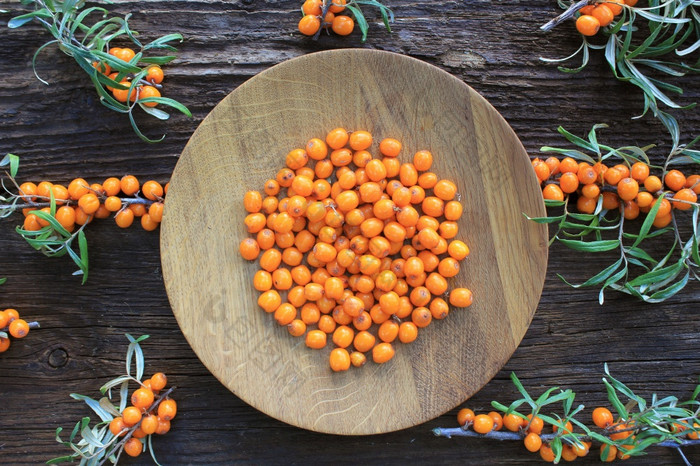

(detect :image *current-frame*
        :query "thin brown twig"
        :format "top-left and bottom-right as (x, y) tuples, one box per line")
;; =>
(540, 0), (591, 31)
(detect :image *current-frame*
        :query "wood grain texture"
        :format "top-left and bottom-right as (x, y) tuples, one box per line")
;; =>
(161, 49), (548, 435)
(0, 0), (698, 463)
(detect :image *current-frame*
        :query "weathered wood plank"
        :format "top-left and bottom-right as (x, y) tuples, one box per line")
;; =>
(0, 0), (698, 463)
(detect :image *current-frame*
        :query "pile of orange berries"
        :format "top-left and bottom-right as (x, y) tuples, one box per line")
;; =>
(0, 308), (33, 353)
(298, 0), (356, 37)
(18, 175), (168, 232)
(93, 46), (165, 106)
(575, 0), (637, 36)
(108, 372), (177, 458)
(534, 156), (699, 228)
(240, 127), (474, 371)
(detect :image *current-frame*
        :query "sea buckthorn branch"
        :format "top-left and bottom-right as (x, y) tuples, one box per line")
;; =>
(1, 154), (167, 283)
(8, 0), (191, 143)
(299, 0), (393, 41)
(526, 124), (699, 303)
(433, 366), (700, 463)
(540, 0), (699, 146)
(50, 334), (177, 465)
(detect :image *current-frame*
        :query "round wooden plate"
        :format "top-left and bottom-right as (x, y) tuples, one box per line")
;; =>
(161, 49), (548, 435)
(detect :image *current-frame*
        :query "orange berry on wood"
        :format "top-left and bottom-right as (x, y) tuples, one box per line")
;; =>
(329, 347), (351, 371)
(298, 14), (321, 36)
(8, 319), (30, 338)
(472, 414), (495, 434)
(457, 408), (475, 427)
(158, 398), (177, 421)
(591, 4), (614, 27)
(576, 14), (600, 36)
(331, 15), (354, 36)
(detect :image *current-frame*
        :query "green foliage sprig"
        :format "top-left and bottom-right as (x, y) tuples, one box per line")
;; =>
(433, 364), (700, 463)
(541, 0), (699, 147)
(50, 334), (174, 465)
(1, 154), (90, 282)
(8, 0), (191, 143)
(527, 125), (699, 303)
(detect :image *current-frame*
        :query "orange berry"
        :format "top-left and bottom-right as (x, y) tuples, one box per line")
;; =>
(329, 347), (351, 371)
(672, 188), (697, 210)
(372, 342), (395, 363)
(592, 407), (613, 429)
(540, 444), (555, 462)
(329, 0), (346, 13)
(131, 387), (155, 410)
(123, 437), (142, 457)
(298, 14), (321, 36)
(8, 318), (30, 338)
(457, 408), (475, 427)
(472, 414), (494, 434)
(120, 175), (140, 196)
(665, 169), (686, 191)
(150, 372), (167, 391)
(559, 172), (579, 194)
(604, 0), (624, 15)
(576, 14), (600, 36)
(331, 15), (354, 36)
(109, 417), (127, 437)
(122, 406), (142, 426)
(503, 413), (526, 432)
(617, 177), (639, 201)
(524, 432), (542, 452)
(158, 398), (177, 421)
(591, 4), (614, 27)
(379, 138), (402, 157)
(146, 65), (164, 84)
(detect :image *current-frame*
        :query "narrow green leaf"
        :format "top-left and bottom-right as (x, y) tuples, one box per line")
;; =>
(70, 394), (113, 423)
(603, 379), (629, 420)
(556, 237), (620, 252)
(8, 9), (52, 28)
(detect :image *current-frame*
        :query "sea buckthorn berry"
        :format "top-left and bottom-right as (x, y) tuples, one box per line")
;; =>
(473, 414), (494, 434)
(685, 174), (700, 194)
(664, 169), (686, 191)
(524, 432), (542, 452)
(51, 184), (69, 205)
(602, 191), (620, 210)
(122, 406), (142, 426)
(605, 0), (624, 14)
(526, 414), (544, 434)
(148, 202), (164, 223)
(76, 193), (100, 215)
(350, 351), (366, 367)
(67, 178), (89, 200)
(503, 413), (526, 432)
(542, 185), (564, 203)
(434, 180), (457, 201)
(239, 238), (260, 261)
(398, 321), (418, 343)
(258, 290), (282, 313)
(592, 407), (613, 428)
(22, 214), (42, 232)
(457, 408), (475, 427)
(158, 398), (178, 421)
(581, 183), (600, 199)
(115, 208), (135, 228)
(329, 0), (346, 13)
(604, 167), (623, 186)
(329, 347), (351, 371)
(559, 172), (579, 194)
(101, 177), (120, 196)
(331, 14), (354, 35)
(0, 337), (9, 352)
(288, 319), (307, 337)
(577, 165), (597, 185)
(129, 203), (146, 218)
(413, 150), (433, 171)
(54, 206), (76, 231)
(150, 372), (167, 391)
(539, 444), (555, 462)
(8, 319), (29, 338)
(576, 14), (600, 36)
(617, 177), (639, 201)
(579, 5), (595, 15)
(326, 127), (349, 150)
(299, 14), (321, 36)
(105, 198), (124, 217)
(379, 138), (401, 157)
(577, 195), (597, 214)
(131, 387), (155, 410)
(372, 342), (395, 363)
(592, 4), (614, 27)
(629, 161), (649, 181)
(109, 417), (127, 437)
(306, 329), (327, 349)
(672, 188), (697, 210)
(124, 437), (142, 457)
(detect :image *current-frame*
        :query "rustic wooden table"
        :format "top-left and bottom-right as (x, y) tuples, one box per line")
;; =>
(0, 1), (698, 464)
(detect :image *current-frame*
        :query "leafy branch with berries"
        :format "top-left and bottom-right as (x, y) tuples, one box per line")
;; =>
(298, 0), (393, 41)
(1, 154), (166, 283)
(541, 0), (698, 144)
(527, 124), (699, 303)
(8, 0), (191, 143)
(434, 364), (700, 464)
(49, 334), (177, 464)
